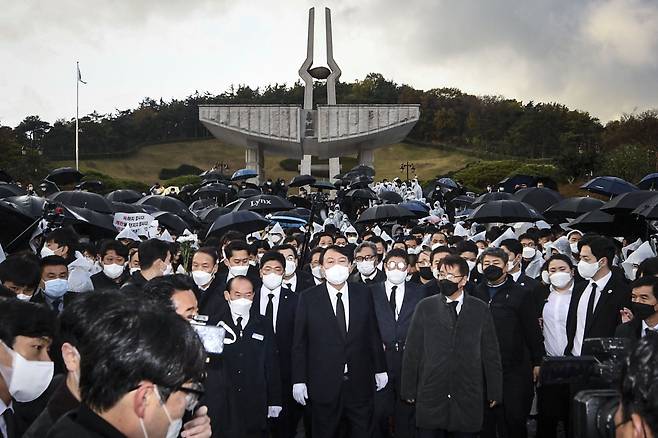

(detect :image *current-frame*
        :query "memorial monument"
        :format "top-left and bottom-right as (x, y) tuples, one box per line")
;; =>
(199, 7), (420, 183)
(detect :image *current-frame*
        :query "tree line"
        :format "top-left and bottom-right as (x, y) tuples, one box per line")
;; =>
(1, 72), (657, 183)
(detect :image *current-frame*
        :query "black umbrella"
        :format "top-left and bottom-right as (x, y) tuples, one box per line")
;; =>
(288, 195), (313, 209)
(50, 190), (114, 213)
(194, 183), (234, 199)
(190, 198), (218, 215)
(0, 183), (27, 199)
(356, 205), (415, 224)
(543, 197), (605, 221)
(437, 177), (459, 190)
(0, 170), (13, 183)
(3, 195), (46, 218)
(0, 199), (37, 247)
(512, 187), (563, 212)
(231, 168), (258, 181)
(106, 189), (143, 204)
(349, 165), (375, 177)
(65, 206), (117, 234)
(632, 196), (658, 219)
(472, 192), (514, 207)
(237, 195), (294, 214)
(568, 208), (646, 239)
(311, 181), (336, 191)
(75, 180), (103, 192)
(137, 195), (189, 217)
(112, 202), (148, 214)
(600, 191), (658, 215)
(152, 211), (190, 235)
(345, 188), (379, 201)
(290, 175), (316, 187)
(498, 174), (536, 193)
(237, 188), (262, 198)
(638, 173), (658, 190)
(206, 211), (269, 238)
(581, 176), (638, 197)
(199, 169), (230, 182)
(467, 200), (544, 223)
(46, 167), (84, 186)
(400, 201), (430, 218)
(452, 195), (476, 206)
(198, 206), (232, 224)
(348, 175), (374, 187)
(379, 191), (404, 204)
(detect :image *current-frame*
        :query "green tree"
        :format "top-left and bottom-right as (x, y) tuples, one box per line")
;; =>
(600, 144), (656, 183)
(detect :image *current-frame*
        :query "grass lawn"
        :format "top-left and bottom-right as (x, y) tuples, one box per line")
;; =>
(53, 139), (477, 184)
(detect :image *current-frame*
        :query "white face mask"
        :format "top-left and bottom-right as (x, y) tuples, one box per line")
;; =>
(466, 260), (476, 272)
(577, 259), (601, 280)
(191, 270), (213, 287)
(228, 297), (252, 316)
(347, 236), (358, 244)
(16, 293), (32, 301)
(162, 263), (173, 276)
(386, 269), (407, 285)
(431, 243), (443, 251)
(311, 266), (324, 279)
(40, 245), (56, 258)
(248, 260), (257, 266)
(549, 271), (573, 289)
(285, 260), (297, 276)
(262, 273), (283, 290)
(139, 385), (183, 438)
(570, 242), (579, 254)
(130, 267), (141, 275)
(541, 270), (550, 284)
(229, 265), (249, 277)
(324, 265), (350, 285)
(103, 263), (124, 280)
(522, 247), (536, 259)
(507, 258), (518, 271)
(356, 260), (376, 276)
(0, 342), (54, 402)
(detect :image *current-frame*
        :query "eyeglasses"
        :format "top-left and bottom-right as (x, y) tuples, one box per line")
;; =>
(386, 261), (408, 271)
(354, 255), (376, 263)
(437, 273), (464, 281)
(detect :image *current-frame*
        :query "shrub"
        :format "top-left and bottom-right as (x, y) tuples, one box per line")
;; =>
(453, 160), (520, 192)
(82, 171), (149, 194)
(158, 164), (203, 180)
(161, 175), (202, 187)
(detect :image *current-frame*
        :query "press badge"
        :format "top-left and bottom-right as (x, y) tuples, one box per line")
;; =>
(194, 314), (209, 323)
(252, 333), (265, 341)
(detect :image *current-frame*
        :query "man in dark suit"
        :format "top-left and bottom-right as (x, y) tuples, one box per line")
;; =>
(292, 245), (387, 438)
(472, 247), (545, 438)
(255, 251), (300, 438)
(90, 240), (130, 291)
(30, 256), (76, 315)
(121, 239), (172, 290)
(565, 236), (632, 356)
(218, 275), (282, 438)
(274, 244), (315, 294)
(369, 248), (425, 438)
(500, 239), (540, 292)
(402, 255), (503, 437)
(349, 241), (386, 284)
(615, 275), (658, 341)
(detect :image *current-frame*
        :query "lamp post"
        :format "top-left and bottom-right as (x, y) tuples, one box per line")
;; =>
(400, 161), (415, 183)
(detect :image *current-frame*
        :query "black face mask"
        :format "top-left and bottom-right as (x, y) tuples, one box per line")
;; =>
(631, 302), (657, 321)
(483, 265), (504, 282)
(419, 267), (433, 280)
(439, 279), (460, 296)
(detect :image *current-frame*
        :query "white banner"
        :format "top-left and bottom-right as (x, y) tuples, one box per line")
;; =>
(113, 212), (154, 235)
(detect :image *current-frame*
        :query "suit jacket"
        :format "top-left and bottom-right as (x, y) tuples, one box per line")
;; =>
(348, 268), (386, 285)
(90, 270), (128, 291)
(369, 281), (425, 389)
(254, 286), (298, 390)
(614, 319), (642, 341)
(292, 282), (386, 403)
(472, 277), (545, 368)
(290, 270), (315, 294)
(564, 272), (631, 355)
(401, 294), (503, 432)
(515, 272), (540, 292)
(195, 274), (230, 326)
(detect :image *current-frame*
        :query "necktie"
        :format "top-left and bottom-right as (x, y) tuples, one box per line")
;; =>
(2, 409), (15, 438)
(448, 301), (459, 320)
(584, 283), (598, 334)
(236, 316), (243, 338)
(52, 299), (62, 316)
(265, 293), (274, 325)
(336, 292), (347, 339)
(389, 286), (397, 316)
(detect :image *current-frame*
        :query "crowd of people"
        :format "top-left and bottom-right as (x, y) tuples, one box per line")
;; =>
(1, 173), (658, 438)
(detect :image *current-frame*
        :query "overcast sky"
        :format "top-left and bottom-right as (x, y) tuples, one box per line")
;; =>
(2, 0), (657, 127)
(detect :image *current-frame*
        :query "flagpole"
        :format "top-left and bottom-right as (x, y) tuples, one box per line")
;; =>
(75, 61), (79, 171)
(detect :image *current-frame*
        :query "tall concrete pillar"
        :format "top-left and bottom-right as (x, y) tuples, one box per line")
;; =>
(357, 148), (375, 169)
(245, 143), (263, 184)
(329, 157), (341, 182)
(300, 154), (312, 176)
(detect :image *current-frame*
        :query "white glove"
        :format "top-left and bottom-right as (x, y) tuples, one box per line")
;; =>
(375, 372), (388, 391)
(267, 406), (283, 418)
(292, 383), (308, 406)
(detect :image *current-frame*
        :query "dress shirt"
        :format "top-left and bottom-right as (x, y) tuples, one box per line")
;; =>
(327, 282), (349, 330)
(259, 285), (281, 332)
(360, 270), (378, 283)
(313, 277), (324, 286)
(641, 320), (658, 337)
(0, 398), (12, 438)
(445, 289), (465, 315)
(543, 285), (573, 356)
(231, 310), (250, 332)
(572, 270), (612, 356)
(510, 269), (522, 282)
(283, 274), (297, 292)
(384, 280), (405, 319)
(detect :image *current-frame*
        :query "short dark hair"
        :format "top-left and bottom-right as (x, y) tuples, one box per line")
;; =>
(480, 247), (509, 264)
(403, 236), (419, 245)
(639, 257), (658, 278)
(99, 240), (129, 260)
(544, 254), (575, 271)
(0, 299), (56, 347)
(456, 240), (478, 256)
(44, 227), (79, 254)
(500, 239), (522, 257)
(194, 247), (219, 264)
(224, 240), (250, 259)
(384, 248), (408, 264)
(582, 236), (616, 268)
(309, 246), (325, 261)
(430, 246), (454, 264)
(78, 295), (206, 411)
(518, 233), (538, 244)
(439, 255), (469, 277)
(630, 276), (658, 299)
(143, 274), (196, 308)
(220, 231), (246, 247)
(0, 254), (41, 289)
(619, 335), (658, 434)
(273, 243), (298, 258)
(319, 245), (351, 264)
(259, 251), (285, 269)
(225, 275), (254, 293)
(250, 240), (271, 254)
(40, 255), (68, 271)
(138, 239), (171, 270)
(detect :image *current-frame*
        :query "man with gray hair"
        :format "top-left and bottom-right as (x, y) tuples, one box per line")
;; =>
(349, 241), (386, 284)
(472, 246), (544, 438)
